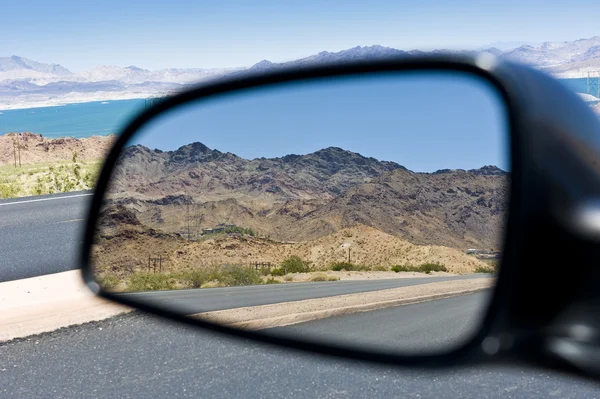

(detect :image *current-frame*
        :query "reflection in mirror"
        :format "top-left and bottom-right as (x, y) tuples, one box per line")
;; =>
(92, 71), (509, 355)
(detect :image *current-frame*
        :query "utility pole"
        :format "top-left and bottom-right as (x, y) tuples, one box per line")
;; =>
(17, 134), (21, 167)
(12, 138), (16, 168)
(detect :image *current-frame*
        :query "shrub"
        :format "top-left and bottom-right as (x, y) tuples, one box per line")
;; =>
(309, 273), (340, 282)
(330, 262), (355, 271)
(474, 265), (496, 274)
(127, 272), (176, 291)
(218, 264), (263, 286)
(280, 255), (310, 273)
(200, 280), (225, 289)
(265, 277), (281, 284)
(391, 265), (415, 273)
(0, 180), (21, 199)
(391, 263), (448, 274)
(283, 274), (294, 282)
(419, 262), (448, 273)
(270, 267), (286, 276)
(330, 262), (370, 271)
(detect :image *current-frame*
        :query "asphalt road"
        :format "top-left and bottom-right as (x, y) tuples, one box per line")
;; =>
(270, 292), (491, 355)
(1, 311), (599, 398)
(117, 274), (489, 314)
(0, 191), (91, 282)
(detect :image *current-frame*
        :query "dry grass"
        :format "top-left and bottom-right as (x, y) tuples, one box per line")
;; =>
(0, 160), (102, 198)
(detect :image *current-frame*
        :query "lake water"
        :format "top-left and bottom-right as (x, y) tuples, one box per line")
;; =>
(0, 79), (591, 138)
(0, 99), (147, 138)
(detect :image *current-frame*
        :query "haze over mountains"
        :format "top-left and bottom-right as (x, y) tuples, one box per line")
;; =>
(2, 36), (600, 110)
(106, 142), (508, 251)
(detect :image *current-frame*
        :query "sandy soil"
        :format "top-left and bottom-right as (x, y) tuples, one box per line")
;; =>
(193, 277), (494, 330)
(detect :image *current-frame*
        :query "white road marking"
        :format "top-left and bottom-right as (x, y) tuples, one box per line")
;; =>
(0, 193), (93, 207)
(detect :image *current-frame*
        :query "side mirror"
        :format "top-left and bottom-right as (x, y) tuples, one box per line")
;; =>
(80, 55), (600, 379)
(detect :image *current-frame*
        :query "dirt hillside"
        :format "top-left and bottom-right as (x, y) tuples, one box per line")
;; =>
(0, 133), (116, 166)
(93, 218), (489, 276)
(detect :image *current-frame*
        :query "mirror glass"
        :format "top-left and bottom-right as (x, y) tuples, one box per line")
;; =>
(92, 71), (509, 355)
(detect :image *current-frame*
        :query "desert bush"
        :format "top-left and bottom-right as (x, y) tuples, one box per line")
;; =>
(0, 180), (21, 199)
(419, 262), (448, 273)
(284, 274), (294, 282)
(265, 277), (281, 284)
(280, 255), (310, 273)
(200, 280), (226, 289)
(391, 263), (448, 274)
(474, 265), (496, 274)
(270, 267), (286, 276)
(309, 273), (340, 282)
(127, 272), (176, 291)
(329, 262), (370, 272)
(218, 264), (263, 286)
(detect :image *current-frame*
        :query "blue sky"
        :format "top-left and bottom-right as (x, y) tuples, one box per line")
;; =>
(132, 72), (509, 172)
(2, 0), (599, 71)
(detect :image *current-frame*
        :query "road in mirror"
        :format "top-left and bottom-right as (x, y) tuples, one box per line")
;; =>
(92, 71), (509, 355)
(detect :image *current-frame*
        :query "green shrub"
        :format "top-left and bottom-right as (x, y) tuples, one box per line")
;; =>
(474, 265), (496, 274)
(127, 273), (176, 291)
(270, 267), (286, 276)
(280, 255), (310, 273)
(391, 265), (414, 273)
(0, 180), (21, 199)
(330, 262), (370, 271)
(218, 264), (263, 286)
(391, 263), (448, 274)
(265, 277), (281, 284)
(419, 262), (448, 273)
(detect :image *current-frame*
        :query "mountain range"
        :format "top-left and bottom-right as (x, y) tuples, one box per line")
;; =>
(2, 36), (600, 110)
(105, 142), (508, 251)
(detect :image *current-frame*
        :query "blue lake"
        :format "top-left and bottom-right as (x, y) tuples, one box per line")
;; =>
(0, 99), (147, 138)
(0, 79), (591, 139)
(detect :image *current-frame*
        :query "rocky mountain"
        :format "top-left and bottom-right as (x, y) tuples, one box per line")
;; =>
(105, 142), (508, 250)
(278, 167), (507, 249)
(110, 142), (405, 201)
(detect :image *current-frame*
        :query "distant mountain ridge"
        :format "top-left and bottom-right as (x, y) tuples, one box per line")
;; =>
(2, 36), (600, 109)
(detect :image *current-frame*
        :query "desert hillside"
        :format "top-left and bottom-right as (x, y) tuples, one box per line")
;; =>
(0, 132), (116, 167)
(93, 207), (489, 276)
(104, 142), (508, 250)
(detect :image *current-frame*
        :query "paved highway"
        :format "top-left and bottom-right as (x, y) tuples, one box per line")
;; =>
(1, 309), (598, 398)
(271, 292), (490, 355)
(118, 274), (489, 314)
(0, 191), (91, 282)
